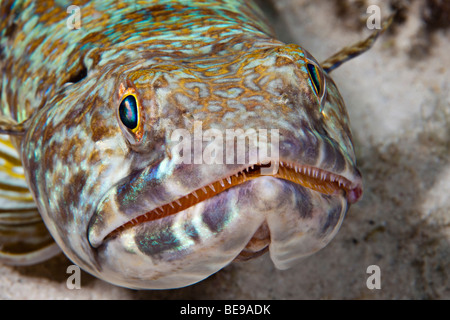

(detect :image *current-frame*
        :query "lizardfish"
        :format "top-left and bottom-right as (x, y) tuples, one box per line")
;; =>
(0, 0), (390, 289)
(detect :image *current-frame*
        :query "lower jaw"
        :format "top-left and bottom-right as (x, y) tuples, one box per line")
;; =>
(95, 177), (348, 290)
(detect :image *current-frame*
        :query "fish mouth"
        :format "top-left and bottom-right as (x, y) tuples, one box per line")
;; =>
(103, 160), (362, 242)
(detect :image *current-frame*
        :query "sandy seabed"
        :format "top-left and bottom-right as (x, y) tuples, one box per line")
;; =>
(1, 0), (449, 299)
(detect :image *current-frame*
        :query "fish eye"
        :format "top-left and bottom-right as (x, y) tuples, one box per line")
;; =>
(119, 94), (139, 131)
(307, 63), (322, 97)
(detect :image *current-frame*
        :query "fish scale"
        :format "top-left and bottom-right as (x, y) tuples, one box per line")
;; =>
(0, 0), (390, 289)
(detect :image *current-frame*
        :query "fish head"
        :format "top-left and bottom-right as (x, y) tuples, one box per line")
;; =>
(22, 43), (362, 289)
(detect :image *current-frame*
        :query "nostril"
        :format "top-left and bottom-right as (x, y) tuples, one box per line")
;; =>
(64, 62), (88, 85)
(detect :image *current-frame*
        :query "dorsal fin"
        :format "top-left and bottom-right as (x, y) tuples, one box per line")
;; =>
(321, 13), (395, 73)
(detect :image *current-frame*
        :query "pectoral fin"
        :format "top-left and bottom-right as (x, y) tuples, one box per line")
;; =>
(0, 134), (59, 265)
(0, 116), (29, 136)
(0, 207), (60, 265)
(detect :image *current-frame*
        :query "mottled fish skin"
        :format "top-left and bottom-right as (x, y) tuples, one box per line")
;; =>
(0, 0), (363, 289)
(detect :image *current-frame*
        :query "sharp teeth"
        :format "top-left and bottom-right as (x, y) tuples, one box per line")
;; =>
(192, 191), (199, 199)
(168, 202), (175, 209)
(251, 165), (254, 170)
(242, 171), (247, 179)
(175, 199), (182, 207)
(280, 161), (284, 167)
(202, 186), (208, 194)
(246, 167), (250, 172)
(209, 184), (216, 192)
(158, 207), (165, 214)
(226, 177), (232, 184)
(219, 180), (225, 187)
(295, 166), (298, 173)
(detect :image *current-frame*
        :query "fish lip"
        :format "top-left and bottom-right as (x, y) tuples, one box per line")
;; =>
(88, 158), (362, 248)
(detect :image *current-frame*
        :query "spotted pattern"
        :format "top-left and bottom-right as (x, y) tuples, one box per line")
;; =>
(0, 0), (365, 288)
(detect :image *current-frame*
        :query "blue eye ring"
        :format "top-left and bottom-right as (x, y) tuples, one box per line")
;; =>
(119, 94), (139, 131)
